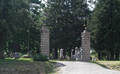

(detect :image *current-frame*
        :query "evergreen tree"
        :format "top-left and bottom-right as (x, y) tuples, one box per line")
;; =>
(0, 0), (34, 59)
(44, 0), (90, 58)
(88, 0), (120, 60)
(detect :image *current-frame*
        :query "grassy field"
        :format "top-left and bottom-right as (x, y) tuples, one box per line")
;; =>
(0, 58), (57, 74)
(91, 61), (120, 71)
(1, 58), (120, 74)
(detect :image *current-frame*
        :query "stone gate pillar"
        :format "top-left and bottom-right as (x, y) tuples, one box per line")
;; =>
(41, 24), (50, 59)
(81, 27), (90, 62)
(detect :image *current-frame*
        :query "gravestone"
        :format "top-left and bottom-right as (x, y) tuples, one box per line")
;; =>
(13, 52), (20, 59)
(81, 27), (90, 62)
(23, 51), (32, 58)
(76, 51), (81, 61)
(75, 47), (78, 59)
(59, 49), (64, 60)
(23, 55), (30, 58)
(41, 24), (50, 59)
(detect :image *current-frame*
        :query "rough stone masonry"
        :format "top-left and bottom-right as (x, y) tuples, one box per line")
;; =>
(41, 24), (50, 59)
(81, 27), (90, 62)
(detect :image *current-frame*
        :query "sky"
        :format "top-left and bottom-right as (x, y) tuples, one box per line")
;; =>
(87, 0), (96, 10)
(41, 0), (96, 10)
(41, 0), (47, 4)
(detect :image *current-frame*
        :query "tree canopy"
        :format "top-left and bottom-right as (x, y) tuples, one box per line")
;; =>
(44, 0), (91, 57)
(88, 0), (120, 60)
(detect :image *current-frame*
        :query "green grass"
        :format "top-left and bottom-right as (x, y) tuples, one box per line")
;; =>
(0, 58), (57, 74)
(91, 61), (120, 71)
(0, 58), (33, 62)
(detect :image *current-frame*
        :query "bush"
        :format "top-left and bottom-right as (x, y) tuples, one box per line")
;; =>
(33, 54), (48, 61)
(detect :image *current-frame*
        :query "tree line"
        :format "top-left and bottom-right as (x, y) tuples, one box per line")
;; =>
(0, 0), (120, 60)
(88, 0), (120, 60)
(0, 0), (43, 59)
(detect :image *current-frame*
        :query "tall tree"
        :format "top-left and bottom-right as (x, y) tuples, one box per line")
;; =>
(44, 0), (90, 58)
(0, 0), (34, 59)
(88, 0), (120, 60)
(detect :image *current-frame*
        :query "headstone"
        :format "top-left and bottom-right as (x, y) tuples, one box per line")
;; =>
(65, 55), (67, 59)
(67, 56), (70, 60)
(23, 54), (31, 58)
(13, 52), (20, 59)
(81, 27), (90, 62)
(76, 51), (81, 61)
(59, 49), (64, 60)
(75, 47), (78, 59)
(41, 24), (50, 59)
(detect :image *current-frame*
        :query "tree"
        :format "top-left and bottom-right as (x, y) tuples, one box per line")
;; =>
(0, 0), (34, 59)
(88, 0), (120, 60)
(44, 0), (91, 58)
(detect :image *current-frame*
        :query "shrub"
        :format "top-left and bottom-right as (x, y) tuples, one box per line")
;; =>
(33, 54), (48, 61)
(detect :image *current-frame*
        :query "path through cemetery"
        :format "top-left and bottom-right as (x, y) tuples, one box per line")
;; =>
(56, 61), (120, 74)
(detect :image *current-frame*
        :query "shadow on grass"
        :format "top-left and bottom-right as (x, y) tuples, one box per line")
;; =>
(91, 61), (109, 69)
(0, 58), (33, 63)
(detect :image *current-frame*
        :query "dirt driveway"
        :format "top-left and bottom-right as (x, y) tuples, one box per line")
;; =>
(56, 61), (120, 74)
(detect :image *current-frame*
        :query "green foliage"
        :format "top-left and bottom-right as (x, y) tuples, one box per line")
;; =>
(0, 0), (43, 57)
(92, 61), (120, 71)
(0, 58), (56, 74)
(44, 0), (91, 57)
(33, 54), (48, 61)
(91, 50), (98, 57)
(88, 0), (120, 60)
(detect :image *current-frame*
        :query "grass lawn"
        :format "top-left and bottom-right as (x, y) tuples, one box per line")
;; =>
(91, 61), (120, 71)
(0, 58), (57, 74)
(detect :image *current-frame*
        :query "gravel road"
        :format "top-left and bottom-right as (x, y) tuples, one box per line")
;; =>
(56, 61), (120, 74)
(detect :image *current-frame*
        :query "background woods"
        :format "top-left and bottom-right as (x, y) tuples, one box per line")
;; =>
(0, 0), (120, 60)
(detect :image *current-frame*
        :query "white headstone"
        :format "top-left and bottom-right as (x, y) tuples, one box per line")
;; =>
(76, 51), (81, 60)
(75, 47), (78, 59)
(60, 49), (64, 59)
(13, 52), (20, 59)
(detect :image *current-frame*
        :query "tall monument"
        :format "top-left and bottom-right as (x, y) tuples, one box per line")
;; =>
(41, 24), (50, 59)
(81, 27), (90, 62)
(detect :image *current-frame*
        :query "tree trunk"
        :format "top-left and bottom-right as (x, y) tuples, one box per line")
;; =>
(0, 39), (4, 59)
(69, 49), (71, 57)
(14, 43), (19, 52)
(63, 48), (66, 59)
(115, 52), (119, 60)
(111, 51), (114, 60)
(55, 48), (58, 59)
(98, 51), (101, 60)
